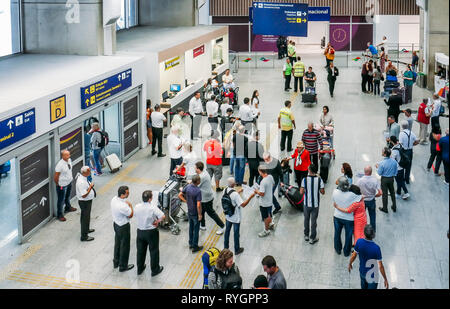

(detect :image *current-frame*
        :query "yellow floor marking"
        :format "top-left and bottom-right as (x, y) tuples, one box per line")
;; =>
(97, 163), (139, 195)
(7, 270), (126, 289)
(0, 244), (42, 283)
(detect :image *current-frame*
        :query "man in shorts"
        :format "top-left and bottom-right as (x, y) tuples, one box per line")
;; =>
(254, 165), (275, 237)
(204, 130), (224, 192)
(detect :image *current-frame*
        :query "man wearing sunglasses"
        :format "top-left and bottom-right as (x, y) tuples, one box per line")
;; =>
(54, 149), (77, 221)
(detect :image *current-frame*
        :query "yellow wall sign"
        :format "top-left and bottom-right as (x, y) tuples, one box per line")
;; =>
(50, 95), (66, 124)
(165, 56), (180, 71)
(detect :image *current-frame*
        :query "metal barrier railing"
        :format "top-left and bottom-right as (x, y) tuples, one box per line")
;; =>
(228, 51), (277, 69)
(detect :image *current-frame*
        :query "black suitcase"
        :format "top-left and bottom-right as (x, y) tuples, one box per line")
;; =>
(302, 93), (316, 103)
(384, 81), (400, 89)
(280, 185), (304, 211)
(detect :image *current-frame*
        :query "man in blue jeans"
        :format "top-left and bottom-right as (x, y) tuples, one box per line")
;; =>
(90, 122), (104, 176)
(349, 225), (389, 289)
(178, 175), (203, 253)
(223, 177), (256, 255)
(356, 166), (382, 232)
(232, 125), (248, 186)
(54, 150), (77, 221)
(333, 177), (359, 256)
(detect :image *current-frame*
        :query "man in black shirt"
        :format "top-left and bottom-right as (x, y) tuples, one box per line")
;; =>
(384, 89), (403, 123)
(304, 67), (317, 88)
(263, 152), (283, 215)
(247, 131), (265, 187)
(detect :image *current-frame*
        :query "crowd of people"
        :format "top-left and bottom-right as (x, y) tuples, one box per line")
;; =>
(52, 37), (448, 290)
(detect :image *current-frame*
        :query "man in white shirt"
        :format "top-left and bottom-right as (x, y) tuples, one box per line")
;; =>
(167, 126), (184, 177)
(431, 94), (442, 129)
(223, 177), (256, 255)
(220, 97), (233, 116)
(398, 120), (419, 184)
(111, 186), (134, 272)
(76, 166), (96, 241)
(206, 95), (219, 135)
(239, 97), (255, 133)
(134, 190), (165, 276)
(254, 166), (275, 237)
(356, 166), (382, 232)
(377, 36), (388, 54)
(151, 104), (166, 157)
(333, 177), (360, 257)
(189, 91), (204, 139)
(223, 69), (235, 90)
(54, 150), (76, 221)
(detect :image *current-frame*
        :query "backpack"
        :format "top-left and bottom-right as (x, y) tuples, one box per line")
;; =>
(213, 265), (242, 289)
(202, 247), (221, 289)
(397, 144), (411, 169)
(412, 71), (418, 83)
(221, 189), (236, 216)
(98, 130), (109, 148)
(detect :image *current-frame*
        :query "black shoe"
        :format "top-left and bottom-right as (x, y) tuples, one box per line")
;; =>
(287, 149), (293, 152)
(378, 207), (388, 213)
(119, 264), (134, 272)
(113, 262), (119, 269)
(137, 264), (146, 275)
(391, 207), (397, 213)
(192, 246), (203, 253)
(273, 208), (281, 215)
(88, 229), (95, 233)
(216, 187), (224, 192)
(189, 245), (193, 249)
(157, 153), (166, 157)
(335, 250), (341, 255)
(81, 236), (94, 242)
(64, 207), (77, 213)
(151, 151), (157, 155)
(235, 248), (245, 255)
(151, 266), (164, 277)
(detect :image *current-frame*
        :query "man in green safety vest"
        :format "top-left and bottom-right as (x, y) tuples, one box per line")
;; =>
(293, 56), (306, 93)
(283, 58), (293, 92)
(288, 41), (297, 65)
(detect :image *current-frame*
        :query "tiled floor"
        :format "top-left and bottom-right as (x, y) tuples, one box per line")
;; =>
(0, 54), (448, 289)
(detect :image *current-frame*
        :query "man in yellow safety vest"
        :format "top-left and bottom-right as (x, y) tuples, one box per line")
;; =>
(293, 56), (306, 93)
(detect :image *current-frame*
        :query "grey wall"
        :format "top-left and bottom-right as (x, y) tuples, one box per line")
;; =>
(22, 0), (104, 56)
(139, 0), (196, 27)
(420, 0), (449, 90)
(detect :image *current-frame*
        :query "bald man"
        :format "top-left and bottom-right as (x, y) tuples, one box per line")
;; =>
(54, 150), (77, 221)
(356, 166), (382, 232)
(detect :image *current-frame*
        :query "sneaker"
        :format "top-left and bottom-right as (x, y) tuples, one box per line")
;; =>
(235, 248), (245, 255)
(94, 172), (103, 176)
(200, 226), (206, 231)
(216, 187), (224, 192)
(444, 180), (449, 185)
(435, 173), (441, 177)
(192, 246), (203, 253)
(258, 230), (270, 237)
(402, 193), (410, 200)
(268, 222), (275, 230)
(216, 228), (224, 235)
(304, 235), (310, 242)
(309, 238), (319, 245)
(426, 168), (431, 172)
(395, 194), (402, 199)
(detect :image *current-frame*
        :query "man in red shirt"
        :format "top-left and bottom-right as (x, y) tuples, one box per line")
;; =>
(204, 131), (224, 192)
(287, 141), (311, 188)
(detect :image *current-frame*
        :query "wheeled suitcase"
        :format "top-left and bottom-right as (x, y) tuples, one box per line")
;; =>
(384, 81), (400, 89)
(280, 185), (304, 211)
(320, 152), (332, 183)
(302, 88), (317, 103)
(105, 153), (122, 173)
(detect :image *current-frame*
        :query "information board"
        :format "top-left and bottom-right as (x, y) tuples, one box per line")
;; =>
(60, 127), (83, 161)
(252, 2), (308, 37)
(50, 95), (66, 124)
(123, 97), (138, 128)
(20, 146), (49, 195)
(124, 123), (139, 158)
(308, 7), (330, 21)
(69, 160), (84, 200)
(21, 183), (50, 236)
(0, 108), (36, 152)
(81, 69), (132, 110)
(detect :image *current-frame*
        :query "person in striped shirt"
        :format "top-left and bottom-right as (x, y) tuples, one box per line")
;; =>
(300, 164), (325, 244)
(301, 122), (323, 168)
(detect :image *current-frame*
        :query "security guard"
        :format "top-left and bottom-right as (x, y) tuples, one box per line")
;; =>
(293, 56), (306, 93)
(283, 58), (293, 92)
(288, 41), (297, 65)
(134, 190), (165, 276)
(111, 186), (134, 272)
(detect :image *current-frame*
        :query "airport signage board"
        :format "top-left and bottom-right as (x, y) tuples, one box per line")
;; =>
(252, 2), (308, 37)
(60, 127), (83, 161)
(20, 145), (49, 195)
(50, 95), (67, 124)
(21, 183), (50, 236)
(308, 7), (330, 21)
(124, 123), (139, 158)
(193, 45), (205, 58)
(80, 69), (132, 109)
(123, 96), (138, 128)
(165, 57), (180, 71)
(0, 108), (36, 152)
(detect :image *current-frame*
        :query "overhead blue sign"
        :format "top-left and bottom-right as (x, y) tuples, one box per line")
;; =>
(252, 2), (308, 37)
(0, 108), (36, 151)
(81, 69), (132, 110)
(308, 6), (330, 21)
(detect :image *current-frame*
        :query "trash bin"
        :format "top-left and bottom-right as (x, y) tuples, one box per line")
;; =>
(416, 72), (427, 88)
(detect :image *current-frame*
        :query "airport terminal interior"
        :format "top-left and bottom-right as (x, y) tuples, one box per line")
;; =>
(0, 0), (448, 290)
